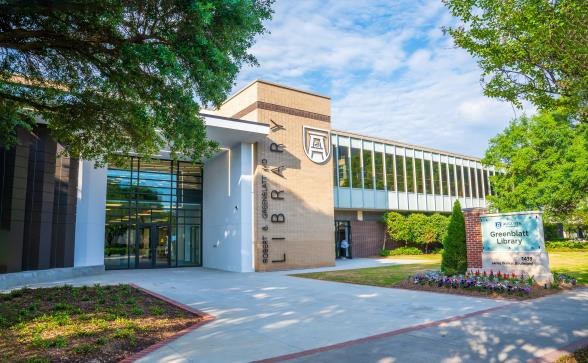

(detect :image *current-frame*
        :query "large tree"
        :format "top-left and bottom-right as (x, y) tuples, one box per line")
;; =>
(443, 0), (588, 121)
(484, 110), (588, 222)
(0, 0), (273, 164)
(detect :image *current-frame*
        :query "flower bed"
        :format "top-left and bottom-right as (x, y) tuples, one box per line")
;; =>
(397, 270), (577, 300)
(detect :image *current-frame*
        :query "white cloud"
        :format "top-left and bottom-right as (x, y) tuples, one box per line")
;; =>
(235, 0), (535, 157)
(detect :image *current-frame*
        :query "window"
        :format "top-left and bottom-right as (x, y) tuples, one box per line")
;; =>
(105, 158), (203, 270)
(477, 168), (484, 198)
(385, 154), (395, 191)
(374, 151), (385, 190)
(484, 169), (490, 196)
(405, 157), (415, 192)
(433, 161), (441, 195)
(395, 155), (405, 192)
(415, 158), (424, 193)
(350, 147), (362, 188)
(332, 145), (337, 187)
(463, 166), (471, 197)
(424, 160), (433, 195)
(337, 145), (349, 187)
(471, 167), (478, 198)
(456, 165), (464, 197)
(441, 162), (449, 196)
(0, 147), (15, 230)
(363, 149), (374, 189)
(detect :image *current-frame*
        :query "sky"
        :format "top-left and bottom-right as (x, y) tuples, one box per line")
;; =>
(233, 0), (535, 158)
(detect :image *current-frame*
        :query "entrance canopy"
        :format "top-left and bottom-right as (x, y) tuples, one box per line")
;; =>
(203, 114), (269, 149)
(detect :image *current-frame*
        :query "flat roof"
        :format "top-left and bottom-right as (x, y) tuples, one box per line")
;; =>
(332, 129), (483, 162)
(222, 79), (331, 107)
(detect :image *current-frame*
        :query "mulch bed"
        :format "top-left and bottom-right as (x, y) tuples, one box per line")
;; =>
(0, 284), (204, 363)
(393, 280), (574, 300)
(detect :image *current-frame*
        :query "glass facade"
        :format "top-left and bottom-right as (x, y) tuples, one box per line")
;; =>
(331, 134), (491, 201)
(433, 161), (441, 196)
(362, 148), (374, 189)
(104, 158), (202, 270)
(405, 157), (415, 193)
(463, 166), (471, 198)
(350, 147), (362, 188)
(424, 160), (432, 194)
(374, 151), (385, 190)
(441, 162), (449, 196)
(415, 159), (423, 193)
(484, 169), (491, 196)
(395, 155), (405, 192)
(385, 153), (395, 191)
(456, 165), (464, 197)
(338, 145), (349, 187)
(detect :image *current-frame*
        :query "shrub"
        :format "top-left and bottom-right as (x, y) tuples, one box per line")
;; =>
(380, 247), (423, 256)
(546, 240), (587, 251)
(441, 200), (467, 275)
(383, 212), (410, 246)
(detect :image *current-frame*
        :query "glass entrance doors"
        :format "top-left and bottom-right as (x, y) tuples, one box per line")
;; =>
(104, 158), (202, 270)
(136, 224), (170, 268)
(334, 220), (352, 259)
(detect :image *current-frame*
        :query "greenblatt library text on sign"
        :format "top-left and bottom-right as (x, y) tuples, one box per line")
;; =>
(481, 213), (543, 252)
(478, 211), (552, 284)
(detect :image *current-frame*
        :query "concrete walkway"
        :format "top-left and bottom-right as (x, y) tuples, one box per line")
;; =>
(269, 289), (588, 363)
(18, 258), (507, 362)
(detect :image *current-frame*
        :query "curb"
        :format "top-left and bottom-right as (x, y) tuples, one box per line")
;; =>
(119, 284), (215, 363)
(252, 303), (514, 363)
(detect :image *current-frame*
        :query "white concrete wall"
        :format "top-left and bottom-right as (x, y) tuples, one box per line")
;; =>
(203, 143), (254, 272)
(74, 161), (107, 268)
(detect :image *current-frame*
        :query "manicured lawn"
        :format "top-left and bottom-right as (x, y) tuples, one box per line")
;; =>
(293, 251), (588, 288)
(0, 284), (202, 363)
(550, 251), (588, 285)
(293, 256), (440, 287)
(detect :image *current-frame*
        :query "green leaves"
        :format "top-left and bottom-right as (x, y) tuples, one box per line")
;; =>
(441, 200), (467, 275)
(483, 110), (588, 223)
(443, 0), (588, 122)
(0, 0), (274, 163)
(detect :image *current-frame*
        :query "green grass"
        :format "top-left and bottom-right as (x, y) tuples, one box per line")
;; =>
(293, 256), (440, 286)
(293, 251), (588, 287)
(550, 251), (588, 285)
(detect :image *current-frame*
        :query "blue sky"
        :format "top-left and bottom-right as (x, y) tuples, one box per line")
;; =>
(233, 0), (534, 157)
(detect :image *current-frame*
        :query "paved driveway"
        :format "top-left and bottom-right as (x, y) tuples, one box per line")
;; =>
(28, 259), (508, 362)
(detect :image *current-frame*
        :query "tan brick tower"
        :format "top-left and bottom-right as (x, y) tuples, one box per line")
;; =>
(212, 80), (336, 271)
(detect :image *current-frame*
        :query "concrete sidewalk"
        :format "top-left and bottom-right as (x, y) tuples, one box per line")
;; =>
(13, 259), (507, 362)
(264, 289), (588, 363)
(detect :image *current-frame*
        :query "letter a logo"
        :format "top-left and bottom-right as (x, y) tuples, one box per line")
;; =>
(303, 126), (331, 164)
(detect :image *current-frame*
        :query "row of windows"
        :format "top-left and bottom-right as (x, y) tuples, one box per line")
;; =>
(333, 143), (494, 198)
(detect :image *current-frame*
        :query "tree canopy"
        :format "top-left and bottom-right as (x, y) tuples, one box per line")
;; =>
(0, 0), (273, 164)
(483, 110), (588, 222)
(443, 0), (588, 122)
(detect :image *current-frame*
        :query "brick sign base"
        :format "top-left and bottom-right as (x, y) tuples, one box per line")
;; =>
(463, 208), (553, 285)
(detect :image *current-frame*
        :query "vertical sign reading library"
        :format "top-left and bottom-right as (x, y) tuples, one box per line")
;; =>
(258, 120), (288, 266)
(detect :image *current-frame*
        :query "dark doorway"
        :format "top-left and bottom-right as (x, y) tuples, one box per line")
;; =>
(334, 220), (352, 259)
(136, 224), (170, 268)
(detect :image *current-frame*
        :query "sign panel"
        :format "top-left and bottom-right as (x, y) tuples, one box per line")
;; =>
(481, 213), (543, 252)
(479, 211), (552, 284)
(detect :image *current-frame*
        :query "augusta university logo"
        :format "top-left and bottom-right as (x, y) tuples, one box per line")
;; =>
(303, 126), (331, 164)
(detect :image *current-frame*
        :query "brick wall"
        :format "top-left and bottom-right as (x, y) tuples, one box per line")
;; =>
(350, 220), (385, 257)
(463, 208), (487, 268)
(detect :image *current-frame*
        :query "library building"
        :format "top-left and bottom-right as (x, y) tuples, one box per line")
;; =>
(0, 80), (495, 283)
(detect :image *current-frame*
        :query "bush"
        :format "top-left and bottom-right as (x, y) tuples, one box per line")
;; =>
(380, 247), (423, 256)
(441, 200), (467, 275)
(383, 212), (410, 246)
(546, 240), (587, 251)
